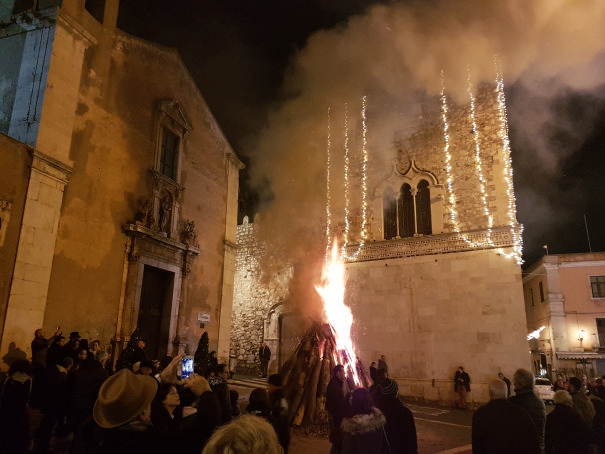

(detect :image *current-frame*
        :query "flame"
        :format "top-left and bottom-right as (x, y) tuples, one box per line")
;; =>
(315, 240), (361, 386)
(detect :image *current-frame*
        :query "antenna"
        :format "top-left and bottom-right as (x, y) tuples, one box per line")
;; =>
(584, 214), (593, 253)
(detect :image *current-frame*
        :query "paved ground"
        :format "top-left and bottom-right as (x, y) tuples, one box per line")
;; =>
(39, 374), (473, 454)
(232, 375), (473, 454)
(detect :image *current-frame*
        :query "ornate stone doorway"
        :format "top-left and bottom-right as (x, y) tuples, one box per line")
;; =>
(138, 265), (175, 360)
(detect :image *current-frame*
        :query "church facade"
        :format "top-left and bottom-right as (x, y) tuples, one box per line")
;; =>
(0, 0), (242, 368)
(232, 83), (530, 404)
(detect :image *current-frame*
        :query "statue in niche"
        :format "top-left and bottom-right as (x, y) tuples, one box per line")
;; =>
(134, 199), (154, 229)
(181, 219), (198, 246)
(159, 192), (173, 235)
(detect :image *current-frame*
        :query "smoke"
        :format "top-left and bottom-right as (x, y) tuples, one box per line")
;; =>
(249, 0), (605, 268)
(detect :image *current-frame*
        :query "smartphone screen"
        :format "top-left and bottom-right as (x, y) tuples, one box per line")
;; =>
(181, 356), (194, 379)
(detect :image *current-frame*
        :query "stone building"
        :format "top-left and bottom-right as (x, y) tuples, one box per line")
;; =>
(232, 82), (530, 404)
(0, 0), (242, 368)
(523, 252), (605, 378)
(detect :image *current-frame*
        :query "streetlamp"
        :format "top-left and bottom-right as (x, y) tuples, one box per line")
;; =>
(577, 329), (586, 349)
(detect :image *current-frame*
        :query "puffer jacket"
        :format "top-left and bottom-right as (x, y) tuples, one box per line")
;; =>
(341, 407), (387, 454)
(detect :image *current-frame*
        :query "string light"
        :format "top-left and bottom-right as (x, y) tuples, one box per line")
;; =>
(467, 66), (494, 237)
(494, 55), (523, 264)
(343, 102), (351, 253)
(440, 70), (461, 232)
(442, 67), (520, 256)
(325, 106), (333, 263)
(343, 95), (369, 260)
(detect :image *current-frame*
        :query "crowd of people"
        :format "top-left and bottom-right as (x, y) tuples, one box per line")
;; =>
(0, 328), (290, 454)
(472, 368), (605, 454)
(327, 357), (418, 454)
(8, 331), (605, 454)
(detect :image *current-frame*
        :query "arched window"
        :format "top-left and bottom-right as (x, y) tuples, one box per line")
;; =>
(398, 183), (415, 238)
(416, 180), (432, 235)
(382, 179), (433, 239)
(383, 187), (397, 240)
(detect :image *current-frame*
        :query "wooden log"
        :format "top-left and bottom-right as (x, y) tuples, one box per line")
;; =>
(317, 340), (333, 397)
(302, 339), (325, 425)
(289, 352), (316, 422)
(282, 325), (316, 387)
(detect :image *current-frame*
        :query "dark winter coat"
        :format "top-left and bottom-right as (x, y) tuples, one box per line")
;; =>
(326, 375), (348, 446)
(545, 403), (589, 454)
(46, 342), (65, 369)
(509, 388), (546, 448)
(31, 337), (51, 369)
(72, 360), (109, 432)
(42, 364), (70, 416)
(150, 403), (182, 453)
(0, 372), (32, 454)
(131, 347), (146, 365)
(72, 417), (160, 454)
(341, 408), (387, 454)
(269, 387), (290, 453)
(208, 375), (232, 425)
(377, 395), (418, 454)
(259, 345), (271, 363)
(570, 390), (596, 429)
(179, 390), (221, 454)
(472, 398), (540, 454)
(454, 370), (470, 392)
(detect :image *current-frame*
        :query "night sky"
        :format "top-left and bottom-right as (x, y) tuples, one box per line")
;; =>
(118, 1), (605, 268)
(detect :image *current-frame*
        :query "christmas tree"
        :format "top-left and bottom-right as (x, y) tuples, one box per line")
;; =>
(194, 331), (209, 375)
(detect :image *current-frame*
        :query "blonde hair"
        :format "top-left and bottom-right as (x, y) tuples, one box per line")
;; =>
(202, 414), (283, 454)
(553, 390), (573, 407)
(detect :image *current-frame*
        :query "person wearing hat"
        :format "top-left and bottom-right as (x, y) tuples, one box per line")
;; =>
(376, 378), (418, 454)
(72, 368), (159, 454)
(136, 360), (156, 376)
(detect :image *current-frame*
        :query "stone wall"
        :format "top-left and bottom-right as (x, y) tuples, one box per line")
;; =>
(0, 134), (31, 345)
(231, 217), (291, 375)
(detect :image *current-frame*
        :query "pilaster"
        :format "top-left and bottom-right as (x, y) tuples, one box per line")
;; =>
(0, 150), (71, 366)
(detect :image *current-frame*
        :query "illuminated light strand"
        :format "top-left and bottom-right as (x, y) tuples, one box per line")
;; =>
(494, 56), (523, 264)
(441, 71), (463, 234)
(441, 69), (493, 250)
(342, 102), (353, 256)
(325, 106), (333, 263)
(342, 95), (369, 260)
(467, 67), (494, 246)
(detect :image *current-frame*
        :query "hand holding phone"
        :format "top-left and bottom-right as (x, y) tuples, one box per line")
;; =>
(181, 356), (194, 379)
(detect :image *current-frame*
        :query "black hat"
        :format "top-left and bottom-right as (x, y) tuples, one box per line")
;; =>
(381, 378), (399, 396)
(69, 331), (81, 339)
(139, 360), (155, 369)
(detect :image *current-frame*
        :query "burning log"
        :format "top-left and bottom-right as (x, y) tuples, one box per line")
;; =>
(281, 322), (370, 426)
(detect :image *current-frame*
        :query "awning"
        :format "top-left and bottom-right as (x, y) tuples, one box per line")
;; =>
(556, 352), (605, 360)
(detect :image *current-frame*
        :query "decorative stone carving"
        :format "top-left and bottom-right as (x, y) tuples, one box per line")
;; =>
(344, 224), (521, 262)
(134, 199), (154, 229)
(158, 190), (173, 236)
(181, 219), (198, 247)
